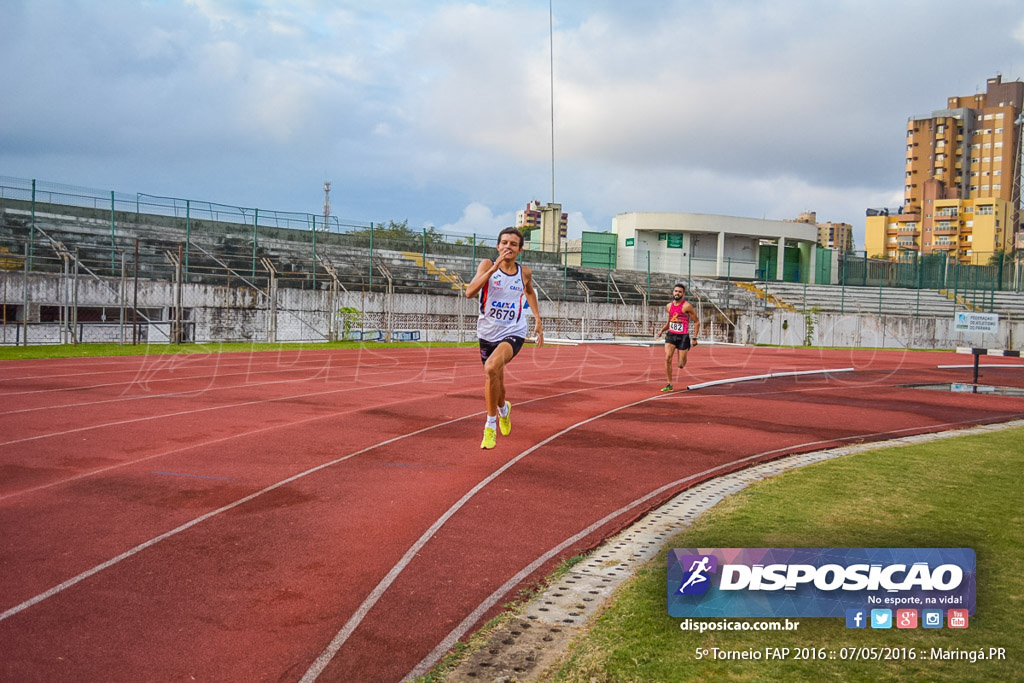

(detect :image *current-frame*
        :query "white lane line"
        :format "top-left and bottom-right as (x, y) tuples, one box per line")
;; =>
(307, 369), (891, 680)
(0, 357), (654, 498)
(0, 353), (374, 383)
(404, 411), (1024, 680)
(0, 379), (411, 448)
(299, 390), (682, 682)
(0, 376), (654, 624)
(314, 373), (877, 681)
(0, 410), (482, 625)
(0, 356), (615, 449)
(0, 347), (471, 382)
(303, 368), (815, 683)
(0, 350), (473, 401)
(0, 358), (481, 415)
(0, 393), (426, 503)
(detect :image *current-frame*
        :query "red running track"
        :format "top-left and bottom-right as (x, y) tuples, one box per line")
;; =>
(1, 344), (1023, 682)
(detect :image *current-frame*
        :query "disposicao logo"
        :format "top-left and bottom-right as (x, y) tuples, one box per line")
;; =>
(675, 554), (718, 595)
(667, 548), (975, 619)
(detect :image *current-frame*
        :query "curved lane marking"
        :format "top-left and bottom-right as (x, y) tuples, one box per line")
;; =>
(0, 375), (655, 624)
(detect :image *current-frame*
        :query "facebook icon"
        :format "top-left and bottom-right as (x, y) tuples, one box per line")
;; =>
(845, 608), (867, 629)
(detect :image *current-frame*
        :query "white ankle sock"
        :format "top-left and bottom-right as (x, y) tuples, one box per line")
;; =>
(486, 415), (497, 429)
(498, 402), (509, 417)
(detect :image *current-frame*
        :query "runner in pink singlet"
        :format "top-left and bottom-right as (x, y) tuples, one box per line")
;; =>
(655, 283), (700, 392)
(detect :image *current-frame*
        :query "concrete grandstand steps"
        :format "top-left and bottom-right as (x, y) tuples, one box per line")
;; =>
(735, 281), (799, 312)
(988, 292), (1024, 315)
(753, 281), (961, 317)
(1, 210), (183, 279)
(11, 200), (1019, 321)
(0, 204), (732, 312)
(686, 277), (762, 313)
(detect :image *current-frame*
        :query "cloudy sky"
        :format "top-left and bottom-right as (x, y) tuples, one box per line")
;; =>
(2, 0), (1023, 248)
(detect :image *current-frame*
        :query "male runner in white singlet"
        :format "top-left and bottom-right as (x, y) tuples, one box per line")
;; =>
(464, 227), (544, 449)
(656, 283), (700, 392)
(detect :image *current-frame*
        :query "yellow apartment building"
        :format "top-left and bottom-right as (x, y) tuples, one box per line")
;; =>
(865, 75), (1023, 263)
(866, 195), (1011, 263)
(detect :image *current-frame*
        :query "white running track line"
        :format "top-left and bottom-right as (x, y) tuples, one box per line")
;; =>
(404, 412), (1024, 680)
(0, 375), (658, 624)
(297, 391), (671, 683)
(0, 356), (636, 449)
(0, 393), (431, 503)
(0, 349), (476, 394)
(0, 347), (650, 412)
(2, 363), (970, 669)
(2, 358), (655, 497)
(0, 343), (661, 414)
(0, 343), (647, 383)
(0, 359), (663, 499)
(0, 347), (473, 381)
(298, 367), (856, 682)
(0, 357), (484, 415)
(0, 416), (476, 624)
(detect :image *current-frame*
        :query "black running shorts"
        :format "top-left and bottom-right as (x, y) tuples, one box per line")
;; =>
(665, 332), (692, 350)
(479, 336), (525, 363)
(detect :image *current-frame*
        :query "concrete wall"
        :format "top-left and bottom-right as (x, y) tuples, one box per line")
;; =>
(0, 272), (659, 345)
(737, 309), (1023, 350)
(6, 271), (1021, 351)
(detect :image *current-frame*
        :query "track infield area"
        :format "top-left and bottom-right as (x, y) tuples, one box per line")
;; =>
(2, 344), (1023, 682)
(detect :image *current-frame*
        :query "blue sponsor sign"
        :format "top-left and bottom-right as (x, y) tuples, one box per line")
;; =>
(667, 548), (975, 618)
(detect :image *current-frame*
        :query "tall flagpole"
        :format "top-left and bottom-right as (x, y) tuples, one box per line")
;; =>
(549, 0), (555, 205)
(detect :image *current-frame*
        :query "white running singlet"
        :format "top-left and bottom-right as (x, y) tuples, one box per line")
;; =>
(477, 264), (528, 342)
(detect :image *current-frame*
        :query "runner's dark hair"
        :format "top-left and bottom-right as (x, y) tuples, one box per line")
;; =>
(498, 226), (525, 249)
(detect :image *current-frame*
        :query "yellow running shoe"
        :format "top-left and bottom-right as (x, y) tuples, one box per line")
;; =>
(499, 401), (512, 436)
(480, 427), (497, 450)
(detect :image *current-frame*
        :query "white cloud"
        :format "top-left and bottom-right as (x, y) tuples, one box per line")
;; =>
(3, 0), (1022, 242)
(565, 211), (598, 239)
(184, 0), (239, 29)
(437, 202), (516, 237)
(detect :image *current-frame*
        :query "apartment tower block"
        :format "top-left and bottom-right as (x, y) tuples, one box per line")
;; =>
(866, 75), (1023, 263)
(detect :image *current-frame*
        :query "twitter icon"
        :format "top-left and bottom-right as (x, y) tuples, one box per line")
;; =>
(870, 609), (892, 629)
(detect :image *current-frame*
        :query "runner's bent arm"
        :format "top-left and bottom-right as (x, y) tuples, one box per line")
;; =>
(522, 266), (544, 346)
(685, 302), (701, 337)
(465, 259), (498, 299)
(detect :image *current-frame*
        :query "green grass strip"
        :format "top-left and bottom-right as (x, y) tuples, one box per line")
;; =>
(550, 426), (1024, 682)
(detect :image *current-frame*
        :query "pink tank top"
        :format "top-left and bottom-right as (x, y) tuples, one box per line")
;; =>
(668, 301), (689, 335)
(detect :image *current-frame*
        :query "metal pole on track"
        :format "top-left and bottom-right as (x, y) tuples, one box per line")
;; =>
(133, 239), (139, 346)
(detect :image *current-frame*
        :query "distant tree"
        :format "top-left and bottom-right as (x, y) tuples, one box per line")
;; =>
(351, 219), (446, 244)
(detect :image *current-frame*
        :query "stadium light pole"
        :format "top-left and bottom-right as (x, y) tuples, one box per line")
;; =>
(549, 0), (555, 205)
